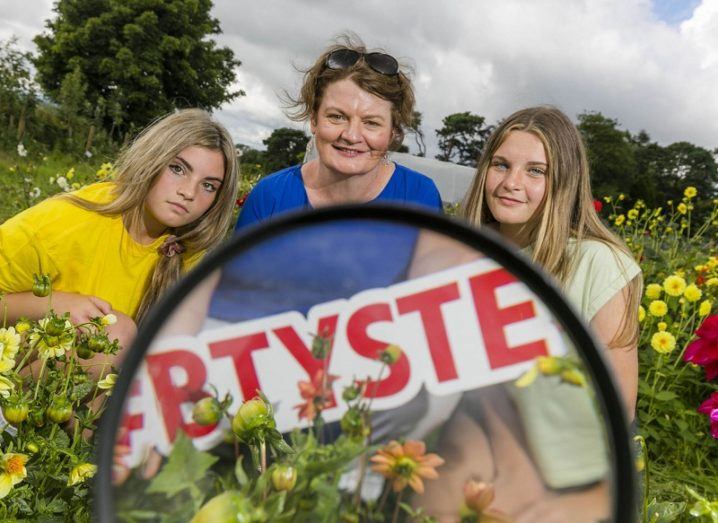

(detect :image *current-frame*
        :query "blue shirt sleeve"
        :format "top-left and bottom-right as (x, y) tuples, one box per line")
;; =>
(422, 180), (443, 211)
(235, 185), (266, 230)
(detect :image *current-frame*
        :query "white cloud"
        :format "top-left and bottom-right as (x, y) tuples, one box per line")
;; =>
(0, 0), (716, 153)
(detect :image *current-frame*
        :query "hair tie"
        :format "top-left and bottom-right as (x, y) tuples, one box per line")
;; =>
(158, 235), (185, 258)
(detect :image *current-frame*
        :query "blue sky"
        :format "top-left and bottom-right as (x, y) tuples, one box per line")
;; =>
(653, 0), (702, 23)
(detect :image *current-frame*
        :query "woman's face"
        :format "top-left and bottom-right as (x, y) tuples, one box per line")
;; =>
(143, 145), (225, 238)
(311, 78), (394, 177)
(484, 130), (548, 243)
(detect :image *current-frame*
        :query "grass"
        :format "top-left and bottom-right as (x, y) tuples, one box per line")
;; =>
(0, 149), (112, 223)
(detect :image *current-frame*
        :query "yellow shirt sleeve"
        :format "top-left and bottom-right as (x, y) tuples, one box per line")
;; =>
(0, 199), (61, 293)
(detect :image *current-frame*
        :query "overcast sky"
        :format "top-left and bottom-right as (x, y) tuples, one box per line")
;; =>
(1, 0), (716, 157)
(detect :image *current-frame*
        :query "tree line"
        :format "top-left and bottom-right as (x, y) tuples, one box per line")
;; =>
(239, 111), (718, 210)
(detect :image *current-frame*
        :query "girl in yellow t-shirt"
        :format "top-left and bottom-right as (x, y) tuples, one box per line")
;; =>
(0, 109), (238, 350)
(420, 106), (642, 522)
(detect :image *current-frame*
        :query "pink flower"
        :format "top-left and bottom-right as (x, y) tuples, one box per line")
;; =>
(697, 392), (718, 439)
(593, 199), (603, 213)
(683, 315), (718, 381)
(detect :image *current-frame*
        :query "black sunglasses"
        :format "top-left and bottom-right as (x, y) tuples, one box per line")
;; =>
(325, 48), (400, 76)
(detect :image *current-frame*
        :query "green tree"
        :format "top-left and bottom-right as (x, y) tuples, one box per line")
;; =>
(236, 143), (266, 179)
(0, 37), (38, 144)
(630, 130), (662, 207)
(658, 142), (718, 203)
(262, 127), (309, 174)
(406, 110), (426, 157)
(435, 111), (492, 166)
(33, 0), (243, 139)
(577, 112), (637, 198)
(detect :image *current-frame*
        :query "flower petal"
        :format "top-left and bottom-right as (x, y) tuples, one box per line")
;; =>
(408, 474), (425, 494)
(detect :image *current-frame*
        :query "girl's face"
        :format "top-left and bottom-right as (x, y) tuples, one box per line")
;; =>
(484, 130), (548, 245)
(311, 78), (394, 178)
(143, 145), (225, 238)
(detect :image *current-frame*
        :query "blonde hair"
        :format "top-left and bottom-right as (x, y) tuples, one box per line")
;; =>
(462, 106), (641, 348)
(65, 109), (238, 322)
(286, 33), (415, 150)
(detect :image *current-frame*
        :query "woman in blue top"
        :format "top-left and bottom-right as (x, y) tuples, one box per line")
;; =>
(236, 35), (442, 227)
(205, 35), (442, 323)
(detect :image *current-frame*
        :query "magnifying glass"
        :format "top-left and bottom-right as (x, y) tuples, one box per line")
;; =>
(95, 205), (636, 522)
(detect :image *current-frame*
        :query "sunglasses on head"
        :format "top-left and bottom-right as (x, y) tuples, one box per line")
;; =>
(325, 48), (400, 76)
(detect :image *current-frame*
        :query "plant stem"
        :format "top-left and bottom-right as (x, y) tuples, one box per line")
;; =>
(391, 489), (404, 523)
(260, 439), (267, 474)
(33, 359), (47, 401)
(377, 482), (391, 515)
(353, 448), (368, 508)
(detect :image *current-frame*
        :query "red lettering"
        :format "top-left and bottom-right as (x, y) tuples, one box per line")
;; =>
(346, 303), (410, 398)
(469, 268), (548, 368)
(118, 380), (143, 447)
(146, 350), (214, 442)
(397, 283), (461, 382)
(208, 332), (269, 401)
(273, 314), (339, 407)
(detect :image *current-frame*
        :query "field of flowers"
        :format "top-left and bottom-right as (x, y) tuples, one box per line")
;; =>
(0, 150), (717, 521)
(603, 190), (718, 521)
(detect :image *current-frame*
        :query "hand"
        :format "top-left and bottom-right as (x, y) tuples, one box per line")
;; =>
(514, 482), (609, 523)
(51, 292), (113, 326)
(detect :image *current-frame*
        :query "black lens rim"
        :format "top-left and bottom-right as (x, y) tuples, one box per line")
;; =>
(95, 204), (637, 523)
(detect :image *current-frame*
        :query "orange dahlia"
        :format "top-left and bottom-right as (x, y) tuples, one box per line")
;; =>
(370, 439), (444, 494)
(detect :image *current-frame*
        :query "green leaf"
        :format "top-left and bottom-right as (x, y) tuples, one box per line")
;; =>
(146, 431), (218, 498)
(234, 455), (249, 487)
(268, 430), (295, 455)
(51, 428), (70, 449)
(44, 498), (68, 513)
(263, 491), (287, 519)
(654, 390), (678, 401)
(646, 499), (686, 522)
(71, 380), (95, 402)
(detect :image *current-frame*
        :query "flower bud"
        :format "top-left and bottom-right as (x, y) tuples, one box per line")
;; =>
(25, 442), (39, 454)
(232, 397), (275, 441)
(192, 397), (222, 426)
(76, 341), (94, 360)
(190, 490), (244, 523)
(2, 402), (29, 425)
(379, 344), (403, 365)
(46, 399), (73, 423)
(15, 320), (31, 334)
(32, 274), (51, 297)
(87, 334), (108, 353)
(560, 368), (587, 388)
(271, 464), (297, 491)
(100, 313), (117, 326)
(45, 317), (67, 337)
(463, 480), (495, 512)
(342, 384), (361, 402)
(340, 407), (369, 440)
(311, 334), (331, 359)
(67, 463), (97, 486)
(536, 356), (562, 375)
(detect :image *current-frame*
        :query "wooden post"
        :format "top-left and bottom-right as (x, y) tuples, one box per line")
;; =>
(16, 105), (26, 142)
(84, 124), (95, 153)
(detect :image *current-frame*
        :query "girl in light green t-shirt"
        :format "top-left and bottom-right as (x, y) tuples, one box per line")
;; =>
(421, 106), (642, 523)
